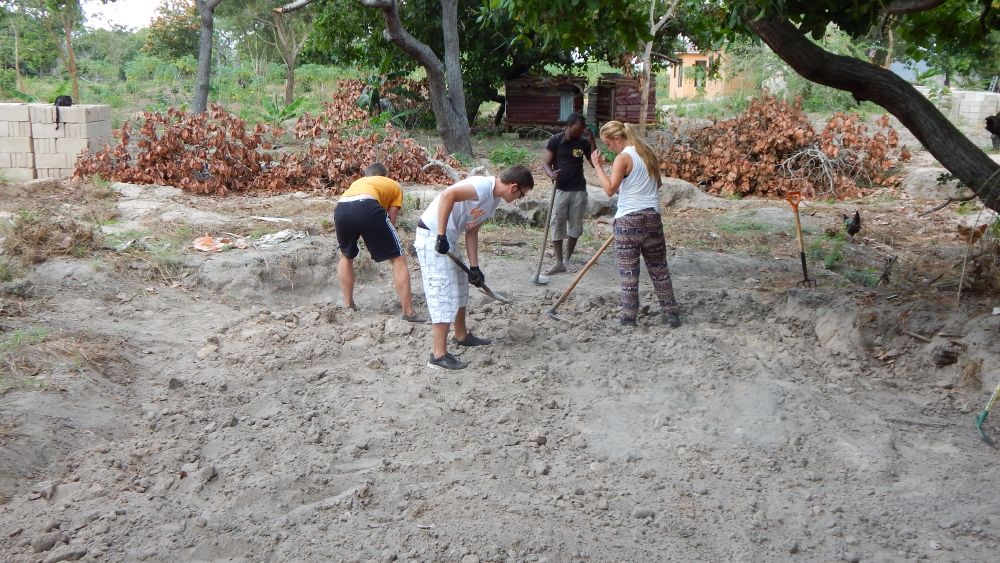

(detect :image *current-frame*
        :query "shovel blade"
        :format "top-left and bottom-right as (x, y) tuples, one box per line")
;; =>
(977, 410), (995, 445)
(533, 274), (550, 285)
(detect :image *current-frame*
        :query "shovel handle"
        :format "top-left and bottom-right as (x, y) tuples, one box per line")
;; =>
(549, 234), (615, 315)
(785, 191), (801, 210)
(447, 251), (511, 304)
(534, 180), (558, 281)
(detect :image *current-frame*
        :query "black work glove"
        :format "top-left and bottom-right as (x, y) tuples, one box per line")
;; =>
(468, 266), (485, 288)
(435, 235), (450, 255)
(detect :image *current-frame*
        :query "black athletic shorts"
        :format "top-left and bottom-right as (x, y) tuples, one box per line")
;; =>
(333, 199), (403, 262)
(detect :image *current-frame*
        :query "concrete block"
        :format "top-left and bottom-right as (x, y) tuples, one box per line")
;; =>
(3, 167), (35, 182)
(16, 121), (30, 137)
(31, 123), (65, 139)
(58, 105), (111, 123)
(0, 103), (29, 121)
(29, 104), (56, 124)
(36, 168), (72, 179)
(35, 153), (69, 168)
(0, 121), (32, 138)
(64, 120), (113, 139)
(10, 152), (34, 168)
(0, 136), (33, 153)
(56, 137), (109, 155)
(0, 153), (9, 168)
(33, 138), (58, 154)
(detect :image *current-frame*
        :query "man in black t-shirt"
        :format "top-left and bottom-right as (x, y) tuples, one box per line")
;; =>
(543, 112), (594, 274)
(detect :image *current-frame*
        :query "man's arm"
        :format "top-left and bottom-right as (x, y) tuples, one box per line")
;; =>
(387, 206), (401, 225)
(436, 183), (479, 236)
(543, 149), (559, 180)
(464, 223), (481, 268)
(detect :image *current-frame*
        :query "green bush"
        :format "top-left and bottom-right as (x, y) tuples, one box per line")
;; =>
(0, 69), (15, 95)
(489, 143), (532, 166)
(124, 54), (170, 81)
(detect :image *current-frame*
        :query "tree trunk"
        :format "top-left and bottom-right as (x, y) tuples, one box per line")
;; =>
(12, 25), (24, 92)
(193, 0), (225, 114)
(359, 0), (473, 156)
(62, 14), (79, 101)
(639, 0), (678, 134)
(271, 11), (305, 105)
(748, 15), (1000, 212)
(638, 40), (654, 134)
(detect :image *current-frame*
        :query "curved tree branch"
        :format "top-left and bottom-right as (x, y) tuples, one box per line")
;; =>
(274, 0), (317, 14)
(884, 0), (948, 15)
(747, 14), (1000, 211)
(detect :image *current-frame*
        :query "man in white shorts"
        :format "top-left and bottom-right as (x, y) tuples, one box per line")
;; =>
(415, 165), (534, 370)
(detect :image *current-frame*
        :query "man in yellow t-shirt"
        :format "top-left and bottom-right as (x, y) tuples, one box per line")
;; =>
(334, 163), (423, 322)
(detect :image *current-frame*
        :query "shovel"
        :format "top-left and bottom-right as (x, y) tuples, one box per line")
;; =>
(446, 251), (512, 304)
(547, 234), (615, 320)
(531, 179), (558, 285)
(785, 191), (816, 287)
(975, 380), (1000, 445)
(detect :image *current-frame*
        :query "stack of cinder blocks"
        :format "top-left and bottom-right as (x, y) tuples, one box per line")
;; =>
(0, 102), (113, 182)
(0, 103), (34, 182)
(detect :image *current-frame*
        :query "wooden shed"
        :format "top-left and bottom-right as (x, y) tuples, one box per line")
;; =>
(503, 75), (587, 130)
(588, 74), (656, 124)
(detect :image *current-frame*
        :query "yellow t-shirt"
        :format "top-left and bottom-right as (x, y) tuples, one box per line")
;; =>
(342, 176), (403, 210)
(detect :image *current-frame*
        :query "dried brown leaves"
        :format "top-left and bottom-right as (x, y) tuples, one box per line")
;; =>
(657, 95), (908, 200)
(75, 78), (459, 196)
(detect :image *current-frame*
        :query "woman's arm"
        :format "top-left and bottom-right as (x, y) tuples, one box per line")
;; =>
(592, 150), (633, 197)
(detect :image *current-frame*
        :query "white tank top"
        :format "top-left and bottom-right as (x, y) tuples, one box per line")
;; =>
(615, 146), (660, 219)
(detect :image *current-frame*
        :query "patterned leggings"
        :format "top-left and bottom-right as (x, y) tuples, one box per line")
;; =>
(613, 208), (679, 321)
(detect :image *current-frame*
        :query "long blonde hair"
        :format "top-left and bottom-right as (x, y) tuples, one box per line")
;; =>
(599, 121), (662, 187)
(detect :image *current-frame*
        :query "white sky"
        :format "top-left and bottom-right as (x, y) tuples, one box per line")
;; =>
(82, 0), (167, 31)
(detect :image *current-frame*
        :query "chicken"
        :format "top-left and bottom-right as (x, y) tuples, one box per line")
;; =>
(987, 113), (1000, 150)
(957, 223), (988, 244)
(843, 210), (861, 237)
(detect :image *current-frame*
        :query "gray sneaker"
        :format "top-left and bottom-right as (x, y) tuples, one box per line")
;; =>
(427, 352), (468, 370)
(452, 333), (491, 347)
(663, 312), (681, 328)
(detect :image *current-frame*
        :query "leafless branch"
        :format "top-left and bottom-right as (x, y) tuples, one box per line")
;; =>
(274, 0), (316, 14)
(884, 0), (948, 15)
(918, 194), (978, 216)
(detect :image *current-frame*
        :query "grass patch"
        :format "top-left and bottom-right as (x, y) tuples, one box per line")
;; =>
(0, 258), (16, 282)
(1, 210), (103, 264)
(489, 143), (533, 167)
(0, 327), (50, 391)
(843, 267), (881, 287)
(808, 237), (846, 269)
(716, 218), (768, 234)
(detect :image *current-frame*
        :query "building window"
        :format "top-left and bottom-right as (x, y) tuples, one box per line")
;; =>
(559, 91), (574, 121)
(694, 60), (707, 89)
(676, 62), (683, 87)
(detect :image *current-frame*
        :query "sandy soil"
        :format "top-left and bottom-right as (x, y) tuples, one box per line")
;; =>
(1, 124), (1000, 562)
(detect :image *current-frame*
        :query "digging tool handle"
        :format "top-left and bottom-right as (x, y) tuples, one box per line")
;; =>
(548, 234), (615, 316)
(446, 251), (511, 304)
(786, 191), (810, 281)
(534, 181), (558, 281)
(976, 382), (1000, 433)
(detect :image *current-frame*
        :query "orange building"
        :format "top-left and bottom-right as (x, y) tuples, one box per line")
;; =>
(665, 51), (742, 100)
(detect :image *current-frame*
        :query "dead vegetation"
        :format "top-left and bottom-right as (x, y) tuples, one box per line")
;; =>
(1, 211), (102, 265)
(657, 95), (908, 200)
(0, 326), (129, 394)
(75, 80), (462, 195)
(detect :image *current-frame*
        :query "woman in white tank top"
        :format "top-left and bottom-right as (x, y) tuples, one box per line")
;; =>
(592, 121), (682, 328)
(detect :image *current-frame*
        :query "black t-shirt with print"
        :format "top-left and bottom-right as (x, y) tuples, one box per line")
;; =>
(546, 132), (591, 192)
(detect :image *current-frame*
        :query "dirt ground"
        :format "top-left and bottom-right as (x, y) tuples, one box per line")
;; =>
(1, 120), (1000, 563)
